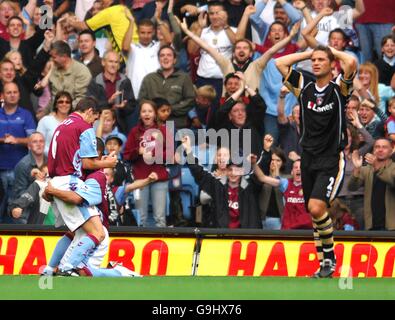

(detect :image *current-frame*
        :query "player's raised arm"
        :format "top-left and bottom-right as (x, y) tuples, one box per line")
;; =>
(329, 46), (357, 81)
(275, 51), (313, 98)
(275, 51), (312, 78)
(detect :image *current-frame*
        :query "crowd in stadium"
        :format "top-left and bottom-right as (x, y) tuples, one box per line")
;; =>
(0, 0), (394, 232)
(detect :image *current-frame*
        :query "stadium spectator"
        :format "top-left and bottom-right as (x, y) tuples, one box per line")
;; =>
(215, 72), (265, 157)
(301, 8), (360, 72)
(304, 0), (364, 46)
(36, 91), (73, 156)
(139, 45), (195, 129)
(198, 146), (230, 227)
(96, 109), (127, 153)
(78, 29), (103, 78)
(75, 0), (96, 21)
(224, 0), (252, 41)
(55, 12), (80, 59)
(138, 0), (169, 23)
(355, 0), (395, 63)
(179, 16), (300, 96)
(104, 133), (131, 187)
(253, 157), (312, 230)
(327, 199), (359, 231)
(49, 40), (92, 107)
(0, 30), (54, 117)
(87, 50), (136, 135)
(258, 147), (287, 230)
(182, 135), (262, 229)
(9, 163), (52, 225)
(354, 62), (394, 113)
(123, 100), (170, 228)
(0, 15), (45, 69)
(0, 82), (36, 222)
(0, 0), (18, 40)
(384, 97), (395, 149)
(188, 85), (217, 132)
(187, 1), (236, 98)
(247, 0), (302, 43)
(349, 138), (395, 230)
(67, 0), (133, 67)
(357, 98), (387, 139)
(374, 35), (395, 87)
(337, 109), (375, 230)
(34, 60), (54, 121)
(11, 131), (46, 205)
(122, 15), (169, 99)
(277, 86), (301, 174)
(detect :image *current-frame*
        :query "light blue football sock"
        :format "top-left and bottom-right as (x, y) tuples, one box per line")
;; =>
(47, 234), (73, 269)
(89, 267), (122, 277)
(63, 234), (99, 271)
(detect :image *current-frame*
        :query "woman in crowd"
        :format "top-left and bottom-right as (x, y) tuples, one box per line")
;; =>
(36, 91), (73, 155)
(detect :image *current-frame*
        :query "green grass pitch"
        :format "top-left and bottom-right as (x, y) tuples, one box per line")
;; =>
(0, 276), (394, 300)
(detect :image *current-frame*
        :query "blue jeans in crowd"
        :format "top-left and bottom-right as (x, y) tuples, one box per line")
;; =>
(355, 23), (393, 62)
(0, 169), (15, 223)
(135, 180), (168, 227)
(262, 217), (282, 230)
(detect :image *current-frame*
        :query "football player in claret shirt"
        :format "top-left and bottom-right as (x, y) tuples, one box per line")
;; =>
(47, 97), (117, 275)
(275, 45), (357, 278)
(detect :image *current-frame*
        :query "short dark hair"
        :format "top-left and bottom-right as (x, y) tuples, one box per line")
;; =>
(152, 97), (171, 109)
(272, 147), (287, 173)
(79, 29), (96, 41)
(158, 44), (177, 59)
(208, 1), (224, 10)
(312, 45), (335, 62)
(7, 15), (23, 27)
(96, 137), (105, 155)
(75, 97), (100, 113)
(233, 39), (253, 53)
(381, 34), (395, 47)
(273, 2), (284, 10)
(269, 20), (288, 34)
(50, 40), (72, 57)
(138, 18), (155, 29)
(224, 72), (241, 85)
(1, 81), (19, 93)
(329, 28), (348, 41)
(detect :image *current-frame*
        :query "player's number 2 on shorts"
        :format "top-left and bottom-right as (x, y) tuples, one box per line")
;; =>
(326, 177), (335, 197)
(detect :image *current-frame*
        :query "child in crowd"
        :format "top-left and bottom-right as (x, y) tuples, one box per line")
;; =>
(384, 97), (395, 150)
(105, 134), (132, 187)
(97, 109), (127, 154)
(152, 97), (188, 226)
(188, 85), (217, 131)
(153, 98), (172, 126)
(123, 100), (171, 227)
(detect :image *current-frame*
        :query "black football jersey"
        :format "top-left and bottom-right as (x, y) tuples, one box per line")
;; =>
(284, 69), (354, 156)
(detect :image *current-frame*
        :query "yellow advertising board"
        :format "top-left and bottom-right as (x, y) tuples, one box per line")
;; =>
(0, 235), (195, 276)
(198, 239), (395, 277)
(1, 235), (395, 277)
